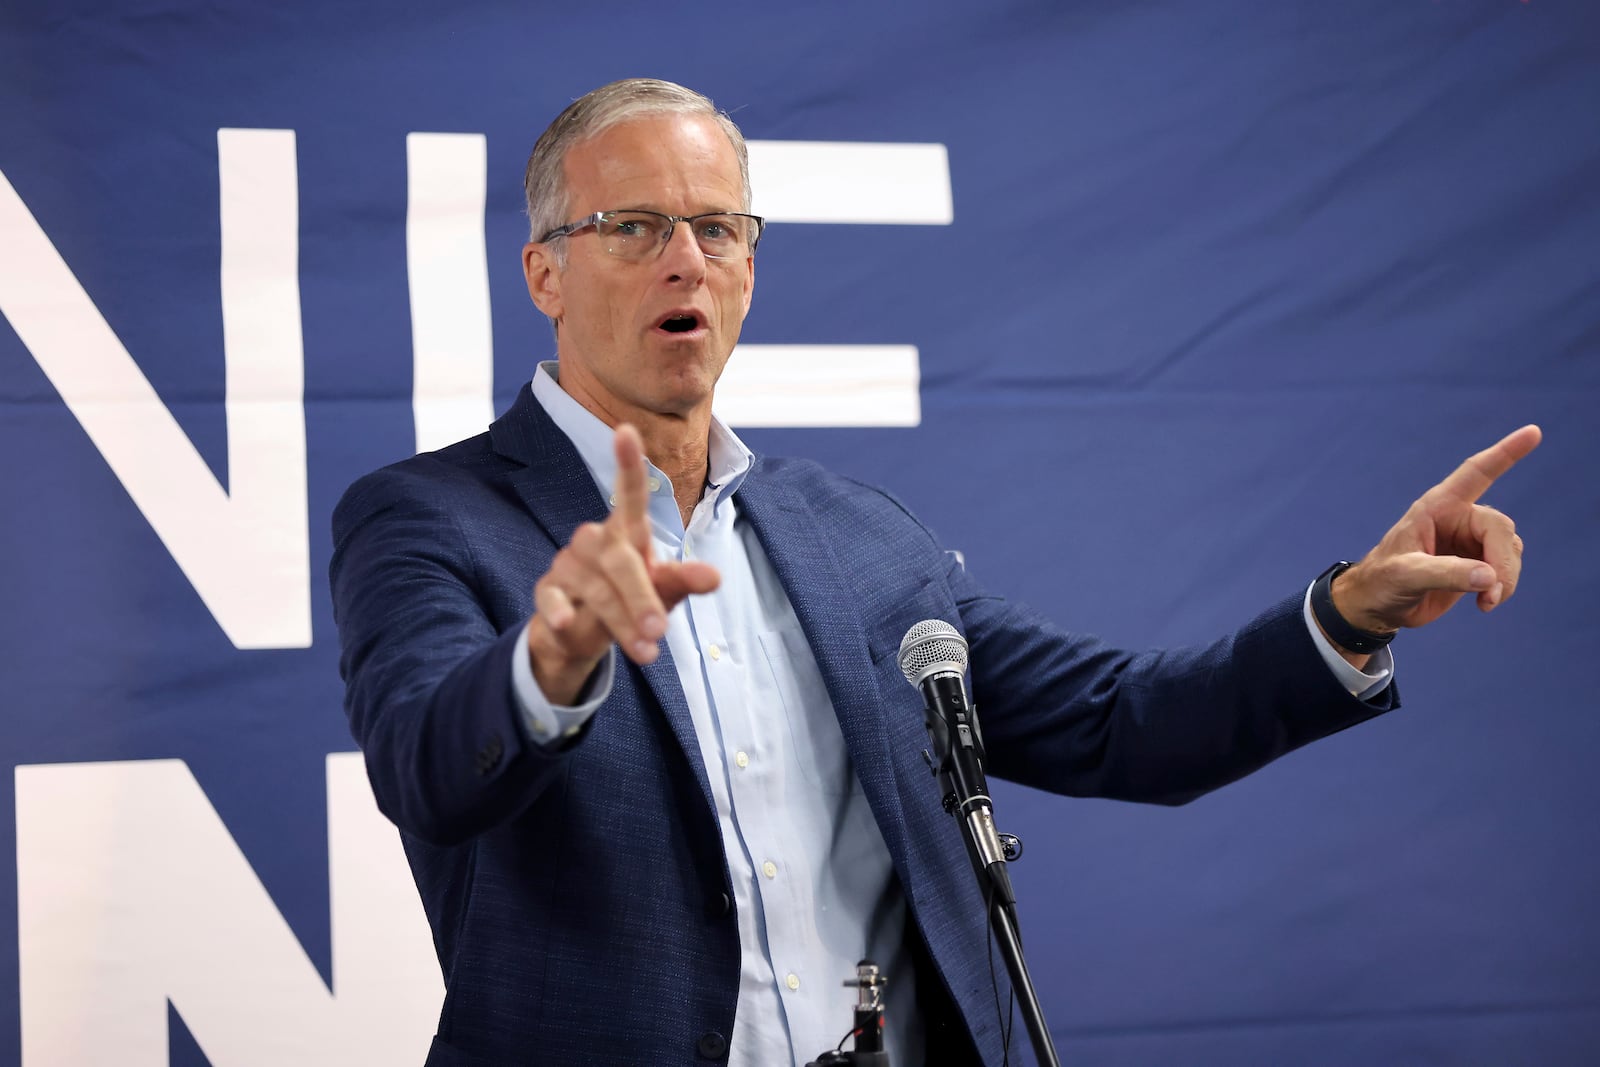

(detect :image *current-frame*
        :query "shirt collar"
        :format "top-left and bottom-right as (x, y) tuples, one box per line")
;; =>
(530, 361), (753, 520)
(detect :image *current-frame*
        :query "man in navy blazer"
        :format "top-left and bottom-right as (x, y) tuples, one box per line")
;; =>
(330, 79), (1536, 1066)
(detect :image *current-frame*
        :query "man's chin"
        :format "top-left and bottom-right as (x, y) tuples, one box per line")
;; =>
(625, 378), (719, 423)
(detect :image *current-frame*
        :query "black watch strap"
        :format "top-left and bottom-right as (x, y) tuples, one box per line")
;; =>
(1311, 561), (1397, 655)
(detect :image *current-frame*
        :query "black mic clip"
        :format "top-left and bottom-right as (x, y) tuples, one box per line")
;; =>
(806, 960), (891, 1067)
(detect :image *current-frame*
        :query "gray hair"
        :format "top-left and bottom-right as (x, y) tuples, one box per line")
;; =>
(523, 78), (752, 266)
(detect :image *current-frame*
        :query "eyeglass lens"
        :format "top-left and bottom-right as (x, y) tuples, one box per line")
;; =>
(596, 212), (757, 259)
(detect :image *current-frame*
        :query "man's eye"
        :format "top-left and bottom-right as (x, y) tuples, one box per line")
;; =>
(604, 214), (666, 240)
(696, 219), (736, 242)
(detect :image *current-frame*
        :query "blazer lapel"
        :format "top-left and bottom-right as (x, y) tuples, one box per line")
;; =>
(489, 386), (604, 550)
(488, 388), (718, 819)
(735, 461), (913, 871)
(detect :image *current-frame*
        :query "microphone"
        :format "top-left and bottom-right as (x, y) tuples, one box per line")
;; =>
(897, 620), (1014, 907)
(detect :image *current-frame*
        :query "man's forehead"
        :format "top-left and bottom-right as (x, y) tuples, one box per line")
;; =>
(564, 113), (742, 200)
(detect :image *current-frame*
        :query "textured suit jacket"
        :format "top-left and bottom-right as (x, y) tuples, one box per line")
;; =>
(330, 387), (1397, 1066)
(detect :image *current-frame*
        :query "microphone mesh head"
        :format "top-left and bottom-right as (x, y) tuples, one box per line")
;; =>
(897, 619), (969, 686)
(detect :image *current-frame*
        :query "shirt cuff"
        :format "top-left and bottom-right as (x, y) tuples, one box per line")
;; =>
(511, 619), (615, 745)
(1302, 583), (1394, 701)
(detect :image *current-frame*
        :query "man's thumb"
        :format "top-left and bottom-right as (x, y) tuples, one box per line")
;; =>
(654, 560), (722, 607)
(1393, 553), (1496, 595)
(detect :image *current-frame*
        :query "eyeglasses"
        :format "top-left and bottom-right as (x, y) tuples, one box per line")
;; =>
(539, 210), (765, 260)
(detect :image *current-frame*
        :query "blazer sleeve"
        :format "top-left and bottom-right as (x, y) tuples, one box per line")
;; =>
(330, 464), (577, 846)
(949, 553), (1400, 805)
(830, 470), (1401, 807)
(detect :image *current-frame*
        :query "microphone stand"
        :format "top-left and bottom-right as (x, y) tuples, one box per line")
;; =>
(922, 685), (1062, 1067)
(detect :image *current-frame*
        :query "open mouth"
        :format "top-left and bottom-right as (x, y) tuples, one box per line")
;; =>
(657, 313), (702, 334)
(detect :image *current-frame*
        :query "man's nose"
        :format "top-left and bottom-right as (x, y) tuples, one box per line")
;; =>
(658, 221), (707, 281)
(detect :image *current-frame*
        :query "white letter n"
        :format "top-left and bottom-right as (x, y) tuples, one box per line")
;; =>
(15, 754), (443, 1065)
(0, 129), (310, 649)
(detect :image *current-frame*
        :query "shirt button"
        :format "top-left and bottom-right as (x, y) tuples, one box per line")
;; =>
(607, 493), (617, 507)
(762, 860), (777, 879)
(785, 973), (801, 991)
(708, 644), (722, 661)
(647, 476), (662, 492)
(684, 541), (694, 558)
(734, 750), (749, 769)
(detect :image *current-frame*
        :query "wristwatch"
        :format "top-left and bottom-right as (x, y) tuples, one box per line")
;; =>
(1310, 561), (1397, 655)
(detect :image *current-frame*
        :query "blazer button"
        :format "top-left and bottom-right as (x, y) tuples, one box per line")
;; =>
(474, 735), (504, 776)
(708, 891), (732, 918)
(696, 1031), (727, 1060)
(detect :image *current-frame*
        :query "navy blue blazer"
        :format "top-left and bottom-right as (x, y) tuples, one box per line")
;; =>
(330, 387), (1396, 1066)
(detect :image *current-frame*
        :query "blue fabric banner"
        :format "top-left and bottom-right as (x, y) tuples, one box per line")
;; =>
(2, 0), (1596, 1063)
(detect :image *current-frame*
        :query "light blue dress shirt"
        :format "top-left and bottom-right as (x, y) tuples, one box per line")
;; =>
(509, 361), (1394, 1065)
(513, 363), (920, 1067)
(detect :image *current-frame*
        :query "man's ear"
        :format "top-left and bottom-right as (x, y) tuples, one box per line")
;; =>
(523, 242), (564, 322)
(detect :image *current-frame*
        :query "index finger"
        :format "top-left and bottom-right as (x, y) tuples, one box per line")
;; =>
(611, 423), (654, 555)
(1434, 424), (1542, 503)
